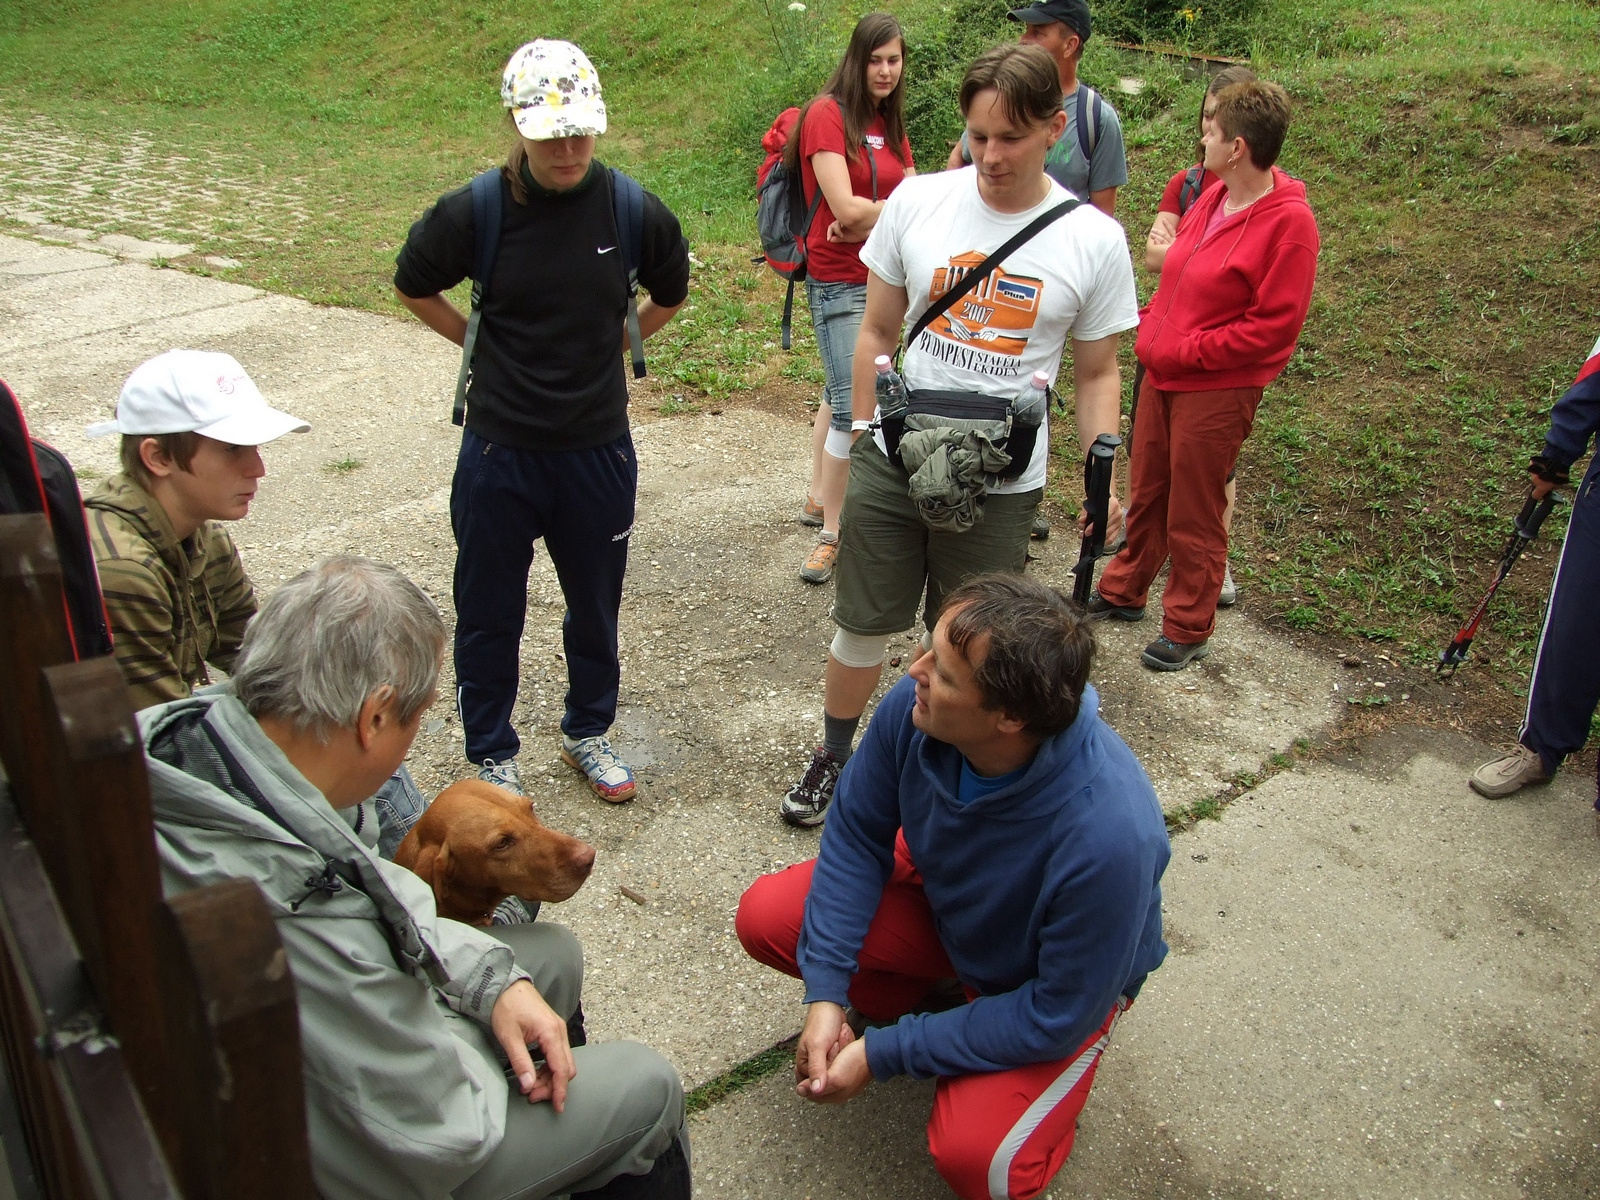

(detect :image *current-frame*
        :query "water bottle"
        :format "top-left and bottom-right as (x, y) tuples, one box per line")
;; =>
(875, 355), (908, 421)
(1013, 369), (1049, 428)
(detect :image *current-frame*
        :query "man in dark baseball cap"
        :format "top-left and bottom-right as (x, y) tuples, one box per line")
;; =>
(1008, 0), (1092, 40)
(948, 0), (1126, 221)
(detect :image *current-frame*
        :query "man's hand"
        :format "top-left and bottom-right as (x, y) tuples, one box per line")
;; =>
(795, 1001), (852, 1098)
(491, 980), (576, 1111)
(1075, 492), (1126, 545)
(797, 1036), (873, 1104)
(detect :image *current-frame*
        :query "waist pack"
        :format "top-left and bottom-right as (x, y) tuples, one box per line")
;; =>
(878, 197), (1079, 531)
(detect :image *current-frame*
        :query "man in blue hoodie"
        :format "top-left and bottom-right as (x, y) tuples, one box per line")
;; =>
(737, 573), (1169, 1200)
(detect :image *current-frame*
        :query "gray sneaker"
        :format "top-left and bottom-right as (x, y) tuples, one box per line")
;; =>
(1468, 744), (1549, 799)
(781, 746), (843, 828)
(478, 758), (524, 796)
(1218, 563), (1238, 608)
(491, 896), (540, 925)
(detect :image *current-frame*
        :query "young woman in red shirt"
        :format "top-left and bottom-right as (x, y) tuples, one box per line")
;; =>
(792, 12), (915, 584)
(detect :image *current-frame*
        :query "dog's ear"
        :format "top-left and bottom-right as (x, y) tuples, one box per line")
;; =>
(406, 840), (453, 906)
(429, 839), (455, 908)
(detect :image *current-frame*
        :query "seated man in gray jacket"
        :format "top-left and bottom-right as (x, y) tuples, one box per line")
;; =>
(142, 555), (689, 1200)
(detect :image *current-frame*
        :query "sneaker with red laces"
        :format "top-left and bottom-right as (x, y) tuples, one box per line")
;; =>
(1468, 744), (1549, 799)
(800, 537), (839, 585)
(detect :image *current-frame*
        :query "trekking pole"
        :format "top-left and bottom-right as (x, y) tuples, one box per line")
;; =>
(1072, 433), (1122, 606)
(1436, 488), (1562, 676)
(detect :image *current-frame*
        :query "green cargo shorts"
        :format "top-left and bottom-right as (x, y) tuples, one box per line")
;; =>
(833, 434), (1042, 637)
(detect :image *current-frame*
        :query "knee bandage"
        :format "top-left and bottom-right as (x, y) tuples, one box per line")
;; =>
(824, 427), (853, 459)
(830, 627), (890, 669)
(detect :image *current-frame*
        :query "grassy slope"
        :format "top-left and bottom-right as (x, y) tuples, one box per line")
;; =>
(1, 0), (1596, 694)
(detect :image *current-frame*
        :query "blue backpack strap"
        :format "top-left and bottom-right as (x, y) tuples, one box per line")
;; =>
(610, 168), (648, 379)
(453, 168), (503, 427)
(1178, 164), (1206, 216)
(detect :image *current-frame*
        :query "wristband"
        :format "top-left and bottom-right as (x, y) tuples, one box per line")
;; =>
(1529, 455), (1569, 486)
(851, 419), (873, 433)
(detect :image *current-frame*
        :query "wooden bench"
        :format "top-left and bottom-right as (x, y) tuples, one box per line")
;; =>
(0, 512), (316, 1199)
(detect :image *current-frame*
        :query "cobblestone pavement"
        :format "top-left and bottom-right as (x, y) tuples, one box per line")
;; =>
(0, 108), (310, 253)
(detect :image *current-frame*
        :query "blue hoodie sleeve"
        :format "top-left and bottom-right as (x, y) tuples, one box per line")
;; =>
(864, 798), (1162, 1081)
(796, 684), (911, 1006)
(1541, 337), (1600, 472)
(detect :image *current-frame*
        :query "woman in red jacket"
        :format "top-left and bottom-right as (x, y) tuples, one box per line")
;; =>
(1092, 78), (1319, 670)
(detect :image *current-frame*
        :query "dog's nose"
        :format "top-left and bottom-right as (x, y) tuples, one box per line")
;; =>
(572, 843), (596, 876)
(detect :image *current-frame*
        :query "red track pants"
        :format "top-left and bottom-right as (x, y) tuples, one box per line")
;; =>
(735, 835), (1128, 1200)
(1097, 376), (1263, 644)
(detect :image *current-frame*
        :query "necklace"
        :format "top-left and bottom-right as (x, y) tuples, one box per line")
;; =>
(1224, 180), (1274, 215)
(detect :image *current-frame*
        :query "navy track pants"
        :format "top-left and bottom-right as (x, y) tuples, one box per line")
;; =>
(450, 428), (636, 765)
(1520, 453), (1600, 806)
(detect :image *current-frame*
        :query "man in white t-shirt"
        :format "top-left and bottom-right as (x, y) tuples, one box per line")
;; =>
(782, 43), (1139, 829)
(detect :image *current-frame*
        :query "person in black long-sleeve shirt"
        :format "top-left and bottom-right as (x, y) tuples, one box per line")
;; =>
(395, 39), (689, 812)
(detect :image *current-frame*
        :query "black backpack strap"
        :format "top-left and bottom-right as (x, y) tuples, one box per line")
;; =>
(1178, 164), (1205, 216)
(453, 168), (504, 427)
(901, 197), (1081, 361)
(609, 168), (648, 379)
(1075, 84), (1093, 163)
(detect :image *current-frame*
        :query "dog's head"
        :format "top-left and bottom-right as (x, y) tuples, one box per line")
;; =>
(394, 779), (596, 924)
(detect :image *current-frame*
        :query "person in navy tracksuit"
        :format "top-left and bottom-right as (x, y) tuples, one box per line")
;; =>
(1470, 332), (1600, 831)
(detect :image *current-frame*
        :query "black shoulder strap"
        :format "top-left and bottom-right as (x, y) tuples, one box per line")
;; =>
(453, 168), (504, 427)
(1178, 164), (1205, 215)
(902, 197), (1081, 360)
(609, 168), (648, 378)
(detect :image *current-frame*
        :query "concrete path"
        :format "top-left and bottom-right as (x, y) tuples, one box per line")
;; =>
(3, 233), (1596, 1198)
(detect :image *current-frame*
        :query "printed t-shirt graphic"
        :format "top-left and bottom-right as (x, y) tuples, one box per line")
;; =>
(860, 170), (1140, 494)
(921, 251), (1046, 365)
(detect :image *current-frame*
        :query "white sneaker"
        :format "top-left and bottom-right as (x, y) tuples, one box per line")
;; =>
(1218, 563), (1238, 608)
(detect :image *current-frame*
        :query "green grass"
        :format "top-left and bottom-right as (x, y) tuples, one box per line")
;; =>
(1, 0), (1596, 689)
(684, 1035), (797, 1116)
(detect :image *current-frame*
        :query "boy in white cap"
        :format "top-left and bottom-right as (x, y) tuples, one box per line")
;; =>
(84, 349), (308, 711)
(395, 40), (690, 805)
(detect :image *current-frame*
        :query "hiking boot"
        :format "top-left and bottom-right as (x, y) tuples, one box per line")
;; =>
(800, 538), (839, 585)
(478, 758), (524, 796)
(491, 896), (540, 925)
(781, 746), (843, 828)
(1218, 563), (1238, 608)
(1086, 592), (1146, 622)
(561, 735), (637, 803)
(1468, 744), (1549, 799)
(798, 496), (824, 527)
(1031, 514), (1051, 540)
(1142, 635), (1211, 671)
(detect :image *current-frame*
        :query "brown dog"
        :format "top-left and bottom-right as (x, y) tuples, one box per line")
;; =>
(394, 779), (596, 926)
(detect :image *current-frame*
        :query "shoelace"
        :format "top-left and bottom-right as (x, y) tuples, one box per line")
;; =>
(482, 759), (520, 786)
(575, 739), (625, 777)
(797, 751), (837, 795)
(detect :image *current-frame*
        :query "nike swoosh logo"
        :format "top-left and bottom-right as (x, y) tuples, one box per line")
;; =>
(597, 246), (617, 254)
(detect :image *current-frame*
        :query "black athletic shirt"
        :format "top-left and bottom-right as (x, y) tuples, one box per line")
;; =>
(394, 160), (690, 452)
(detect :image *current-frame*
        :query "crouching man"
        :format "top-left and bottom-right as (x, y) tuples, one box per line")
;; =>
(142, 556), (689, 1200)
(737, 574), (1168, 1200)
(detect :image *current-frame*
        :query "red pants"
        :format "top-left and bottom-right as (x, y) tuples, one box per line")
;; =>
(1098, 376), (1263, 644)
(735, 837), (1128, 1200)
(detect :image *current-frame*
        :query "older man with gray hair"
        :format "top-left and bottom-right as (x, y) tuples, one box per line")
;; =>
(142, 556), (689, 1200)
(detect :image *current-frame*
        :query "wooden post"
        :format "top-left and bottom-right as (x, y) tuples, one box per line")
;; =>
(37, 657), (181, 1173)
(154, 880), (316, 1200)
(0, 515), (75, 884)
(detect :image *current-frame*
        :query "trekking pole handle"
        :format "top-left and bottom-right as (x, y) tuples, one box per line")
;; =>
(1515, 491), (1559, 540)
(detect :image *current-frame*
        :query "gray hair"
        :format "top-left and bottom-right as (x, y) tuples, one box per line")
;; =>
(232, 556), (446, 737)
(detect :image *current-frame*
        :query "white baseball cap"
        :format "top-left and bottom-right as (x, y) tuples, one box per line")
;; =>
(86, 350), (310, 445)
(501, 40), (607, 140)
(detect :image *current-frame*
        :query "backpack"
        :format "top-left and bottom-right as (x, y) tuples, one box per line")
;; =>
(0, 379), (112, 660)
(453, 165), (647, 428)
(1176, 164), (1207, 216)
(754, 99), (877, 351)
